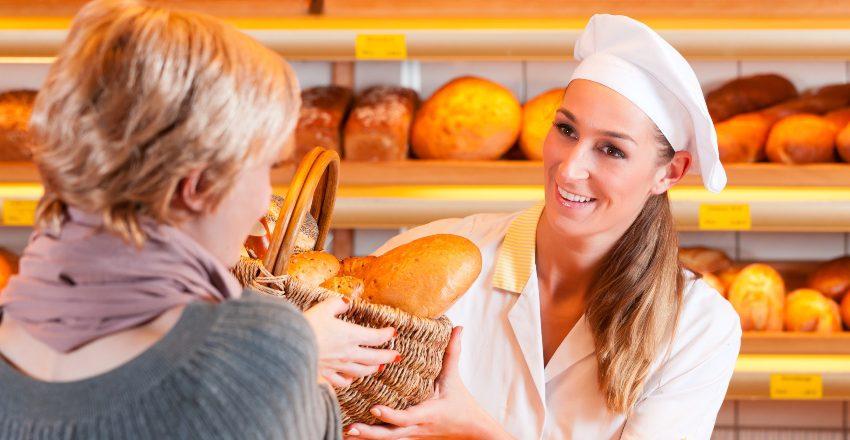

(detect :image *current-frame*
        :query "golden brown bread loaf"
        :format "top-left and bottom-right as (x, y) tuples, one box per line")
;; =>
(728, 263), (785, 331)
(785, 288), (842, 332)
(808, 256), (850, 300)
(294, 86), (353, 161)
(361, 234), (482, 318)
(824, 108), (850, 130)
(678, 247), (733, 275)
(836, 123), (850, 163)
(339, 256), (377, 279)
(321, 275), (365, 300)
(715, 113), (772, 163)
(0, 90), (37, 161)
(411, 76), (521, 160)
(519, 88), (563, 160)
(706, 74), (797, 123)
(0, 247), (18, 291)
(343, 86), (418, 161)
(286, 251), (340, 287)
(766, 114), (837, 164)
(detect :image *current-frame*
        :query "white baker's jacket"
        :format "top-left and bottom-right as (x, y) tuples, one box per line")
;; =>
(374, 205), (741, 440)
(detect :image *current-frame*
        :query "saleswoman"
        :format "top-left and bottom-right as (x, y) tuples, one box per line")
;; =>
(348, 15), (741, 440)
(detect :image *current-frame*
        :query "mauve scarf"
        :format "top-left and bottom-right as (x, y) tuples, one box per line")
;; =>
(0, 207), (242, 353)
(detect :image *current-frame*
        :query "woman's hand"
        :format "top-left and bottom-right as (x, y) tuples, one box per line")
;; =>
(345, 327), (514, 440)
(304, 298), (399, 388)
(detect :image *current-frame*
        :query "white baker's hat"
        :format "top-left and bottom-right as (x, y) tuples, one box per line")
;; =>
(569, 14), (726, 193)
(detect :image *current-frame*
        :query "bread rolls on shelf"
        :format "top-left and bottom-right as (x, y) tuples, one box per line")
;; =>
(295, 86), (353, 161)
(824, 108), (850, 130)
(411, 76), (521, 160)
(679, 247), (734, 275)
(728, 263), (785, 331)
(808, 256), (850, 301)
(519, 88), (563, 160)
(785, 288), (842, 333)
(343, 86), (418, 161)
(715, 113), (772, 163)
(0, 90), (37, 161)
(706, 73), (797, 123)
(766, 114), (837, 164)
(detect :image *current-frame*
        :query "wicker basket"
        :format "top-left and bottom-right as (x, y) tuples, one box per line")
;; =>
(234, 147), (452, 425)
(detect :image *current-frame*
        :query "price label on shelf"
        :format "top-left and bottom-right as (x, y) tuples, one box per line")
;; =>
(698, 204), (751, 231)
(770, 374), (823, 400)
(2, 199), (38, 226)
(355, 34), (407, 60)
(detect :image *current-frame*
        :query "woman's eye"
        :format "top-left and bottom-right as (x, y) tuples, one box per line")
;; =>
(601, 144), (626, 159)
(555, 122), (577, 138)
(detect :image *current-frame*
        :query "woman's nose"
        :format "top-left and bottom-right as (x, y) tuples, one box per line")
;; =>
(558, 143), (592, 181)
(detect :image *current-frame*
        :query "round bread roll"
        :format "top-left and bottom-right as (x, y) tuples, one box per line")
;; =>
(808, 256), (850, 301)
(728, 263), (785, 331)
(361, 234), (482, 318)
(0, 90), (37, 161)
(785, 288), (841, 333)
(766, 114), (837, 164)
(836, 122), (850, 163)
(0, 247), (18, 291)
(411, 77), (521, 160)
(702, 273), (726, 298)
(286, 251), (340, 287)
(824, 108), (850, 130)
(715, 113), (772, 163)
(339, 255), (377, 279)
(321, 275), (365, 300)
(678, 247), (733, 275)
(519, 88), (563, 160)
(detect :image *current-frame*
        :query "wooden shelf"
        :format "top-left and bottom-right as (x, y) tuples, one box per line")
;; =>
(4, 17), (850, 59)
(5, 162), (850, 230)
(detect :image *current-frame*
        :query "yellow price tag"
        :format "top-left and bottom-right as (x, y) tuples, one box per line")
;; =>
(698, 204), (751, 231)
(355, 34), (407, 60)
(2, 199), (38, 226)
(770, 374), (823, 400)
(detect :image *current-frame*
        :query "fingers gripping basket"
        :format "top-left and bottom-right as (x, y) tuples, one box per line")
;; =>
(233, 147), (452, 426)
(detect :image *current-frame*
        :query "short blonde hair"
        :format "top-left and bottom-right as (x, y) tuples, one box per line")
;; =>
(30, 0), (301, 245)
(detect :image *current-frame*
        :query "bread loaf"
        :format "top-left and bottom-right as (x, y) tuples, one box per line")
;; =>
(766, 114), (837, 164)
(294, 86), (352, 161)
(808, 256), (850, 301)
(339, 256), (377, 279)
(286, 251), (340, 287)
(361, 234), (482, 318)
(0, 90), (37, 161)
(715, 113), (772, 163)
(706, 74), (797, 123)
(836, 123), (850, 162)
(519, 88), (563, 160)
(0, 247), (18, 291)
(728, 263), (785, 331)
(411, 77), (521, 160)
(321, 275), (365, 300)
(785, 288), (842, 333)
(678, 247), (733, 275)
(343, 86), (418, 161)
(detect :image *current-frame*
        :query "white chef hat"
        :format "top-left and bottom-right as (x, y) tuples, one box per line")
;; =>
(569, 14), (727, 193)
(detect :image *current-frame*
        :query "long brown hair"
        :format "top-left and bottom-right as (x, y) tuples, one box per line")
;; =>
(585, 139), (685, 413)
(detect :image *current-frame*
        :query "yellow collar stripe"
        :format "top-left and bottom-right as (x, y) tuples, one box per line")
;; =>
(492, 203), (544, 294)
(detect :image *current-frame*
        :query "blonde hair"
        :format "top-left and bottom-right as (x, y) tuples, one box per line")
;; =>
(30, 0), (301, 245)
(586, 142), (684, 413)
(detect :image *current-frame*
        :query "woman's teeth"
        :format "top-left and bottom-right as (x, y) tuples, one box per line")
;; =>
(558, 187), (595, 203)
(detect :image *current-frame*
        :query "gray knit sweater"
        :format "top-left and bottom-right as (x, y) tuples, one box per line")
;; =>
(0, 290), (342, 439)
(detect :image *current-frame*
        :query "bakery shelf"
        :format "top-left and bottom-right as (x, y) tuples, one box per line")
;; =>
(729, 353), (850, 400)
(4, 17), (850, 59)
(3, 162), (850, 230)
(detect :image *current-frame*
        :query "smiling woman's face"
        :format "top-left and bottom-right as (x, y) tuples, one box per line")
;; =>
(541, 79), (684, 239)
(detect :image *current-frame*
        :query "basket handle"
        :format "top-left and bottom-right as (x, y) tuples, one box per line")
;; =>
(264, 147), (340, 276)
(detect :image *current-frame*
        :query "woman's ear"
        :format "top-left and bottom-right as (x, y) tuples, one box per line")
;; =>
(651, 150), (692, 195)
(175, 168), (207, 213)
